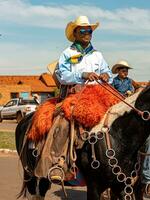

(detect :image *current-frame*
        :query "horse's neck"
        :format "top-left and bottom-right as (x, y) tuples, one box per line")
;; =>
(111, 112), (150, 155)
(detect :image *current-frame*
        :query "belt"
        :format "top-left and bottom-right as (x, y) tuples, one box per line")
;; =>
(68, 84), (84, 94)
(59, 84), (84, 100)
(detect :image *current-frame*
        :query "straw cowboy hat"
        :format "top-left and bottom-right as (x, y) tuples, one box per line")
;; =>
(47, 60), (60, 88)
(47, 60), (58, 75)
(112, 60), (132, 74)
(65, 16), (99, 42)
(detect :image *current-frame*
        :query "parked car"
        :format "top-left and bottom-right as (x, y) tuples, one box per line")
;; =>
(0, 98), (38, 123)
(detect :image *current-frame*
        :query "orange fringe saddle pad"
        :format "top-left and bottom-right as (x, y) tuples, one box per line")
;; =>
(28, 84), (121, 141)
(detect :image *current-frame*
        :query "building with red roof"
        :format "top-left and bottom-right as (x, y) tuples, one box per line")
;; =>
(0, 73), (57, 105)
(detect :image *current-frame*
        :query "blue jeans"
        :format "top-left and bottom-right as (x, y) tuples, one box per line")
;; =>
(142, 135), (150, 184)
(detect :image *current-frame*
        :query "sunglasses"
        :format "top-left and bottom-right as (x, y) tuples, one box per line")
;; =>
(79, 28), (93, 35)
(121, 69), (128, 73)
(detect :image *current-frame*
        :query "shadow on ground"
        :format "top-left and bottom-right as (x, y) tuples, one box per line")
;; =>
(54, 187), (86, 200)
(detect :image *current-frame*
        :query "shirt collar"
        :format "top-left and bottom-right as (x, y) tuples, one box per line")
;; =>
(71, 42), (94, 54)
(116, 75), (128, 81)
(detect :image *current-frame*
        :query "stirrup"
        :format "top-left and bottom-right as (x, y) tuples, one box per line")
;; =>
(48, 166), (65, 184)
(145, 184), (150, 195)
(143, 183), (150, 199)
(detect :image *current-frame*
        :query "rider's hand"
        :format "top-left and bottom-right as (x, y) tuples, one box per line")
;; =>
(82, 72), (99, 81)
(125, 90), (132, 97)
(99, 73), (109, 82)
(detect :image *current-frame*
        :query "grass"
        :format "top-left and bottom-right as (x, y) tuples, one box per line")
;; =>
(0, 131), (16, 150)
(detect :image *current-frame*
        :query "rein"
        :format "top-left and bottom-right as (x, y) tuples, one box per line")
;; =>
(71, 79), (150, 121)
(96, 80), (150, 121)
(138, 150), (150, 157)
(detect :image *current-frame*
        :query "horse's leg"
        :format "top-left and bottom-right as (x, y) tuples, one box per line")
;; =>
(133, 187), (143, 200)
(25, 176), (41, 200)
(38, 178), (51, 197)
(26, 176), (51, 200)
(110, 191), (118, 200)
(110, 187), (125, 200)
(87, 181), (104, 200)
(100, 189), (111, 200)
(133, 178), (143, 200)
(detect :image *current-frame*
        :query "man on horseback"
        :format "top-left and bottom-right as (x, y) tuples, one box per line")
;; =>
(55, 15), (112, 99)
(45, 15), (113, 183)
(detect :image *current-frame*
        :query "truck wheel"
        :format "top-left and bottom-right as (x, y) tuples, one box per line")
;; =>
(16, 112), (23, 123)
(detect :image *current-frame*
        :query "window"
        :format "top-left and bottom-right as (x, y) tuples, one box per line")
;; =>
(6, 99), (18, 107)
(20, 92), (29, 99)
(19, 99), (38, 105)
(11, 93), (19, 99)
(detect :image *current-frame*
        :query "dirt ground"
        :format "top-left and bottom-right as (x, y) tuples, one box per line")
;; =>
(0, 153), (86, 200)
(0, 120), (17, 132)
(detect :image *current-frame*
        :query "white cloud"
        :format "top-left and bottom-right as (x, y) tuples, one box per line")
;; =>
(0, 42), (59, 74)
(0, 0), (149, 81)
(0, 40), (149, 80)
(92, 39), (150, 81)
(0, 0), (150, 34)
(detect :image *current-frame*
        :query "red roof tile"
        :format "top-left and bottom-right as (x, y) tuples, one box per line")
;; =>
(0, 73), (56, 92)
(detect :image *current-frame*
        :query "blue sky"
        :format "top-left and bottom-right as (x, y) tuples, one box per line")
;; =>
(0, 0), (150, 81)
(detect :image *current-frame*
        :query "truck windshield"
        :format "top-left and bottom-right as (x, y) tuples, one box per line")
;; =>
(20, 100), (38, 105)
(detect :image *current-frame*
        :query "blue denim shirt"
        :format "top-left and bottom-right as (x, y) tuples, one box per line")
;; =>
(112, 76), (134, 95)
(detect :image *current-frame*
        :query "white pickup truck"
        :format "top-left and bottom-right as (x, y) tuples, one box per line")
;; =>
(0, 98), (38, 123)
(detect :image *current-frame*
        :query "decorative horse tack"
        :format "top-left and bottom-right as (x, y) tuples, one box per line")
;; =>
(91, 142), (100, 169)
(82, 126), (141, 199)
(47, 166), (65, 184)
(79, 104), (145, 200)
(141, 110), (150, 121)
(32, 148), (39, 158)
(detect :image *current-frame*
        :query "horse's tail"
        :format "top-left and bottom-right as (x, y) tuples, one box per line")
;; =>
(17, 180), (27, 199)
(17, 171), (28, 199)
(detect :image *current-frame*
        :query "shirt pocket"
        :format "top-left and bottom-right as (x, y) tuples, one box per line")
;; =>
(93, 63), (99, 73)
(72, 63), (85, 73)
